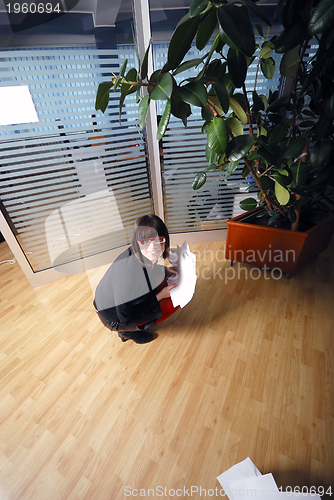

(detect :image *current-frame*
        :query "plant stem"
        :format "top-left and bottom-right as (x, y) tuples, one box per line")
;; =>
(216, 161), (230, 169)
(243, 157), (272, 211)
(242, 84), (287, 219)
(206, 101), (219, 117)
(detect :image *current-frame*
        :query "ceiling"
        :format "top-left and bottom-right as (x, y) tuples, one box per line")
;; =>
(75, 0), (278, 26)
(0, 0), (279, 27)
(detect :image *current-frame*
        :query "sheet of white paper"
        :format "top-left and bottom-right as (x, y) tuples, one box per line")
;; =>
(229, 473), (278, 500)
(217, 459), (322, 500)
(168, 241), (197, 308)
(217, 458), (262, 500)
(0, 86), (39, 125)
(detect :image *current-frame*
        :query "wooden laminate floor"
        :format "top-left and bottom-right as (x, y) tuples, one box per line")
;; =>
(0, 238), (333, 500)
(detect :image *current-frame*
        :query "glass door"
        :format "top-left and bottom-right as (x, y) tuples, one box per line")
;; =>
(0, 5), (154, 286)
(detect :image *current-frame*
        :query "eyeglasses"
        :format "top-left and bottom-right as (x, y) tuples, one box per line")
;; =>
(137, 236), (166, 248)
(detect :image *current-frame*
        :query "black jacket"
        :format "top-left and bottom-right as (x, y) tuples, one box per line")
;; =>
(94, 246), (164, 328)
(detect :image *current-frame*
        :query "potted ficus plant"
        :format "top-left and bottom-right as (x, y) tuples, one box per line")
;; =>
(95, 0), (334, 276)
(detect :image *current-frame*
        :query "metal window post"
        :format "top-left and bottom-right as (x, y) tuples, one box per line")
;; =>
(132, 0), (165, 221)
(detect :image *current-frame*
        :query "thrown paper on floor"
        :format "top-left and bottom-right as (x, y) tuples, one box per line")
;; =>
(168, 241), (197, 308)
(229, 473), (278, 500)
(217, 457), (262, 500)
(217, 458), (321, 500)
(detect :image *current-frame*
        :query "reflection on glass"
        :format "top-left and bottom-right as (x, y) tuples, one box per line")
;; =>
(0, 1), (153, 273)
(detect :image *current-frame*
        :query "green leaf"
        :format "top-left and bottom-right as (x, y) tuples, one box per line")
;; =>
(205, 59), (223, 78)
(217, 5), (255, 57)
(95, 82), (113, 113)
(268, 212), (282, 225)
(267, 96), (289, 112)
(275, 20), (309, 53)
(227, 48), (248, 88)
(225, 117), (244, 137)
(260, 44), (273, 59)
(239, 197), (258, 211)
(206, 145), (217, 163)
(248, 150), (260, 161)
(268, 123), (288, 144)
(324, 89), (334, 118)
(225, 160), (240, 178)
(239, 0), (271, 26)
(299, 120), (316, 128)
(212, 82), (229, 114)
(157, 100), (171, 140)
(260, 94), (268, 112)
(241, 164), (250, 178)
(176, 12), (191, 28)
(229, 97), (248, 125)
(114, 59), (128, 90)
(119, 91), (128, 125)
(260, 57), (276, 79)
(150, 72), (173, 101)
(167, 15), (201, 70)
(192, 171), (207, 190)
(287, 207), (297, 225)
(310, 141), (331, 168)
(173, 58), (203, 75)
(121, 68), (138, 94)
(202, 106), (213, 122)
(179, 81), (208, 107)
(255, 23), (264, 37)
(171, 91), (192, 126)
(257, 147), (276, 165)
(218, 23), (238, 50)
(308, 0), (334, 35)
(207, 117), (228, 154)
(259, 175), (274, 191)
(281, 137), (308, 159)
(302, 109), (316, 117)
(274, 0), (287, 22)
(148, 70), (161, 92)
(275, 181), (290, 205)
(272, 169), (291, 188)
(207, 163), (218, 171)
(313, 114), (332, 140)
(278, 167), (293, 185)
(196, 9), (217, 50)
(217, 153), (227, 167)
(252, 91), (265, 112)
(138, 94), (150, 129)
(141, 38), (153, 80)
(189, 0), (209, 17)
(199, 33), (220, 76)
(227, 135), (255, 161)
(291, 160), (309, 186)
(280, 49), (300, 79)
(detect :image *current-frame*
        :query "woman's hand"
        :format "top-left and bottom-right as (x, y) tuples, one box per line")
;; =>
(156, 283), (177, 302)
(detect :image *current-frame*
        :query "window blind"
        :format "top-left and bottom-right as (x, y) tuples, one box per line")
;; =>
(0, 46), (153, 272)
(153, 40), (283, 233)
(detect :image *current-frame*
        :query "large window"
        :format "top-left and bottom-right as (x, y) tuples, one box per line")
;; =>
(149, 4), (283, 233)
(0, 11), (153, 274)
(0, 1), (288, 285)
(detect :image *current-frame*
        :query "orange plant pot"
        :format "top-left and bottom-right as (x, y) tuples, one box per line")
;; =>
(225, 209), (334, 275)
